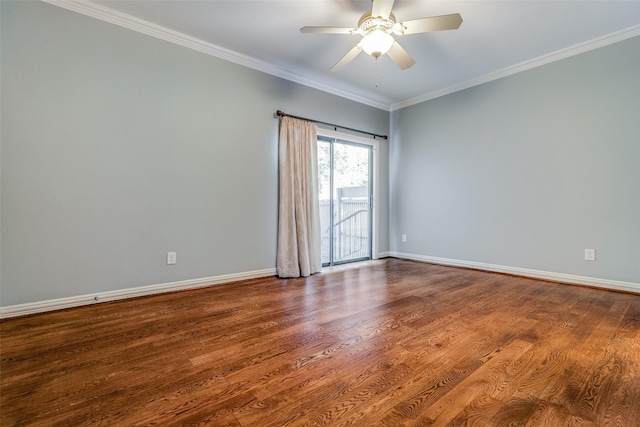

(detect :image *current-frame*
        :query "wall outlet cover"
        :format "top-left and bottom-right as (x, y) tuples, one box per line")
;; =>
(584, 249), (596, 261)
(167, 252), (177, 265)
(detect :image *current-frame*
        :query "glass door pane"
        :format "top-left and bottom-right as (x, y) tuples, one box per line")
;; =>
(318, 140), (332, 265)
(318, 137), (372, 266)
(332, 142), (370, 263)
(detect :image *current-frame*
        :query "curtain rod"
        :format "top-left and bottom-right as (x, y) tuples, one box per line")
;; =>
(275, 110), (388, 140)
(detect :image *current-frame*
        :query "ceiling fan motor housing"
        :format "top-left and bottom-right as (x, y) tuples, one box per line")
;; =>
(358, 12), (398, 57)
(358, 11), (397, 35)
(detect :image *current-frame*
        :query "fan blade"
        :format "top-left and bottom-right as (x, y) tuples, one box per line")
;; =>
(387, 41), (415, 70)
(400, 13), (463, 35)
(371, 0), (395, 19)
(331, 44), (363, 71)
(300, 26), (356, 34)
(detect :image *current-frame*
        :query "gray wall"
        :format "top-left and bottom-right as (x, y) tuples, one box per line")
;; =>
(390, 36), (640, 283)
(2, 1), (637, 308)
(0, 1), (389, 306)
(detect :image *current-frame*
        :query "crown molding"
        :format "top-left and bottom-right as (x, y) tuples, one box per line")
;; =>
(41, 1), (639, 113)
(40, 0), (391, 111)
(391, 24), (640, 111)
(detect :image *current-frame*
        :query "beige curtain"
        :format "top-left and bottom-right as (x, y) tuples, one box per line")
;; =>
(277, 116), (322, 278)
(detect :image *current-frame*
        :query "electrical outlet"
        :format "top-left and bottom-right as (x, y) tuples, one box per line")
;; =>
(402, 234), (407, 243)
(167, 252), (177, 265)
(584, 249), (595, 261)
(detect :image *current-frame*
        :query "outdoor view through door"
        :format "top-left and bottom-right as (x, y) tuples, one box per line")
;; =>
(318, 136), (372, 266)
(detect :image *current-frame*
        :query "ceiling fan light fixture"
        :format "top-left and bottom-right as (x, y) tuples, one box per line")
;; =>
(360, 29), (394, 57)
(301, 0), (462, 71)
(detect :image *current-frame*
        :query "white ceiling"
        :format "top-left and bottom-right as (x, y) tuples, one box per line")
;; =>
(54, 1), (640, 110)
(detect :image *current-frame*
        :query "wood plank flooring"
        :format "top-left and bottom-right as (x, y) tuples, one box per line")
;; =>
(1, 259), (639, 426)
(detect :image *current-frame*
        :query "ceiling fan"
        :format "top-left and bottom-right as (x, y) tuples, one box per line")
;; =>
(300, 0), (463, 71)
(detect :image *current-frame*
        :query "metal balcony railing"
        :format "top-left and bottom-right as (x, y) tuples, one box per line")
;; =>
(320, 198), (370, 264)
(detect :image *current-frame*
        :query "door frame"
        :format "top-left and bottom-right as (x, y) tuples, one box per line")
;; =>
(317, 128), (380, 262)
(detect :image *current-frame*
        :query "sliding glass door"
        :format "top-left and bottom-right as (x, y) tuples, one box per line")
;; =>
(318, 136), (372, 266)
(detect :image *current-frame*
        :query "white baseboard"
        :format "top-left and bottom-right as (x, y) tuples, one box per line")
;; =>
(3, 254), (636, 319)
(388, 251), (640, 294)
(0, 268), (276, 319)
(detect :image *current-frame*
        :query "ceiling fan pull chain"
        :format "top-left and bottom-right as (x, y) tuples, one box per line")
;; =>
(374, 56), (379, 88)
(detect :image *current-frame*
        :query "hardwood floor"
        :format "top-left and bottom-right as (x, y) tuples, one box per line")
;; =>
(1, 259), (639, 426)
